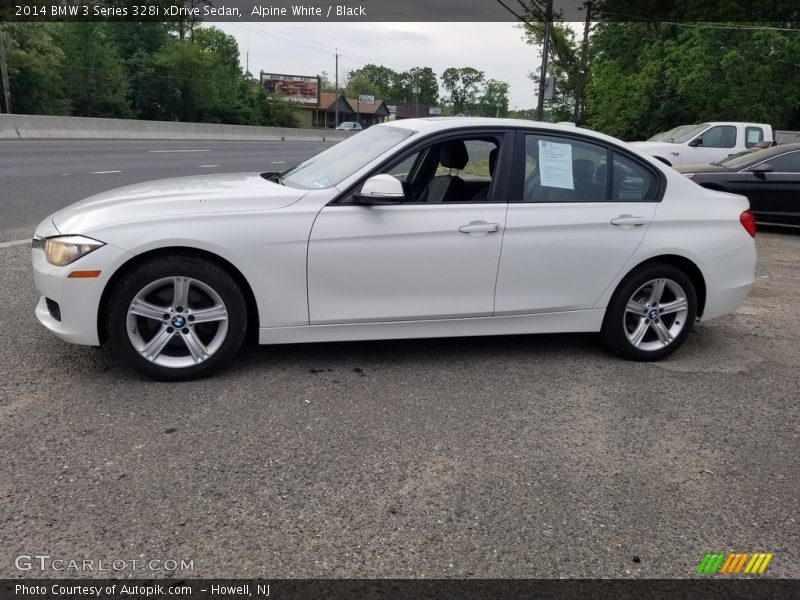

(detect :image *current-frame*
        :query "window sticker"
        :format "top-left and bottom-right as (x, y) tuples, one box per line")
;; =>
(538, 140), (574, 189)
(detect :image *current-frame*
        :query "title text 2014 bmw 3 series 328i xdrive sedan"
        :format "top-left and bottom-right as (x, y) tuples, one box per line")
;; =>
(32, 119), (757, 380)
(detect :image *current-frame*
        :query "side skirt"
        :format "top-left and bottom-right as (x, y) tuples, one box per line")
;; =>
(258, 309), (605, 345)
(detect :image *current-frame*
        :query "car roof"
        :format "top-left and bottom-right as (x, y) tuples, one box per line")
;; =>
(375, 117), (631, 148)
(740, 142), (800, 162)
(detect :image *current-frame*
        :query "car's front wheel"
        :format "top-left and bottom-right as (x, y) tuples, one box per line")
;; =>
(106, 255), (247, 380)
(601, 262), (697, 361)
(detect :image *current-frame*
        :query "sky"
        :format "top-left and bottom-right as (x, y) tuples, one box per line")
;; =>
(215, 22), (544, 109)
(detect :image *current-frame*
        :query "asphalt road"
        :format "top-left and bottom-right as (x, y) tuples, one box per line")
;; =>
(0, 141), (798, 579)
(0, 139), (334, 241)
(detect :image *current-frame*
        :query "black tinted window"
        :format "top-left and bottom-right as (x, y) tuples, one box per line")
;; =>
(522, 134), (608, 202)
(611, 153), (658, 201)
(697, 126), (736, 148)
(761, 151), (800, 173)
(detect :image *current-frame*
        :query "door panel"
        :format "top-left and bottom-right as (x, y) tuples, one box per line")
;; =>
(308, 204), (507, 324)
(495, 202), (655, 314)
(744, 172), (800, 223)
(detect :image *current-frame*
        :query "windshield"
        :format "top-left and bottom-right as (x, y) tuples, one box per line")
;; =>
(717, 147), (772, 169)
(651, 124), (697, 142)
(665, 123), (709, 144)
(281, 125), (413, 189)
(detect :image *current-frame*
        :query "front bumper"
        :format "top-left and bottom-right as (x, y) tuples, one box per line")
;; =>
(33, 240), (133, 346)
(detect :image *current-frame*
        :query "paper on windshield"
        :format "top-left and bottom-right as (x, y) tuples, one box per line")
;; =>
(539, 140), (574, 189)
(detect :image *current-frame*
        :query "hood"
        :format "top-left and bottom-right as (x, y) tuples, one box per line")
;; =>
(674, 163), (734, 174)
(51, 173), (306, 234)
(629, 141), (676, 151)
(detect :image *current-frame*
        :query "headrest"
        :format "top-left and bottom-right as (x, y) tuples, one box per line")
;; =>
(573, 158), (594, 181)
(440, 141), (469, 170)
(488, 147), (498, 177)
(594, 163), (607, 185)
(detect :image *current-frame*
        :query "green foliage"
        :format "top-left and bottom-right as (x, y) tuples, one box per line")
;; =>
(56, 22), (131, 118)
(477, 79), (510, 117)
(441, 67), (486, 114)
(344, 64), (440, 106)
(1, 23), (69, 115)
(521, 20), (584, 122)
(2, 22), (301, 127)
(583, 22), (800, 139)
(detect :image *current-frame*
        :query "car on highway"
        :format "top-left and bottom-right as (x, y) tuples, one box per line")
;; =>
(336, 121), (362, 131)
(32, 118), (757, 380)
(676, 143), (800, 226)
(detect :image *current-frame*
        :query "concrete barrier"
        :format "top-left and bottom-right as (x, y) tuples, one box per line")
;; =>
(0, 113), (350, 142)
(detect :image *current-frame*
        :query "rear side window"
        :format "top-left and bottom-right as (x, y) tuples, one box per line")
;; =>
(611, 153), (658, 201)
(762, 150), (800, 173)
(522, 134), (608, 202)
(745, 127), (764, 148)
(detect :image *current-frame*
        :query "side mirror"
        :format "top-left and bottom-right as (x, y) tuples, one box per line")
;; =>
(352, 174), (405, 205)
(688, 138), (702, 147)
(750, 163), (773, 178)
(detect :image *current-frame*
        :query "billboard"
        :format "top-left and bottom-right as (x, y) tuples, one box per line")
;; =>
(357, 94), (375, 105)
(260, 72), (320, 106)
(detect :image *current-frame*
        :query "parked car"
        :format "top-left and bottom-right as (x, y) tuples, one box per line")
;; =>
(676, 142), (800, 225)
(632, 121), (773, 166)
(32, 118), (757, 380)
(336, 121), (362, 131)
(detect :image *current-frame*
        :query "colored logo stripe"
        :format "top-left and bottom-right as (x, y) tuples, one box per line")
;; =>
(697, 552), (773, 574)
(697, 552), (726, 573)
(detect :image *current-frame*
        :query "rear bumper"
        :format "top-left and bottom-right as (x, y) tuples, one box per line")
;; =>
(698, 241), (757, 322)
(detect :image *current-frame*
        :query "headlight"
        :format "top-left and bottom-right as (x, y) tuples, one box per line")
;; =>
(682, 173), (695, 179)
(42, 235), (105, 266)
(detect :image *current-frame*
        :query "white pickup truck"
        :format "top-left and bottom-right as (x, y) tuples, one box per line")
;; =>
(631, 122), (773, 166)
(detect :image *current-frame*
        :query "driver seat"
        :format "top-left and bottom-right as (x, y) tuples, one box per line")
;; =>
(417, 141), (469, 203)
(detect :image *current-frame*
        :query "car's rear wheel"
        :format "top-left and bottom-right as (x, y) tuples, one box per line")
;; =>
(106, 255), (247, 380)
(601, 262), (697, 361)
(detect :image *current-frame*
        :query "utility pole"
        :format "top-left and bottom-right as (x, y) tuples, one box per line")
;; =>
(573, 1), (592, 124)
(334, 49), (340, 127)
(0, 28), (12, 114)
(536, 0), (553, 121)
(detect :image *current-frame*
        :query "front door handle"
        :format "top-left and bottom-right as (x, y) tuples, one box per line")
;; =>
(459, 221), (501, 234)
(610, 215), (647, 227)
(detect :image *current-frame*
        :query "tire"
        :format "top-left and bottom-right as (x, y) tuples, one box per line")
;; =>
(600, 262), (697, 361)
(106, 254), (248, 381)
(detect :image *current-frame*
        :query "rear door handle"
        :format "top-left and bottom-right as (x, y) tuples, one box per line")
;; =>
(459, 221), (501, 234)
(610, 215), (647, 227)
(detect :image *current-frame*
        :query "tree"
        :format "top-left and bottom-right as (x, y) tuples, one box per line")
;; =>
(521, 18), (583, 123)
(345, 63), (396, 99)
(0, 23), (69, 115)
(441, 67), (485, 114)
(389, 66), (439, 105)
(478, 79), (510, 117)
(57, 23), (131, 118)
(583, 22), (800, 139)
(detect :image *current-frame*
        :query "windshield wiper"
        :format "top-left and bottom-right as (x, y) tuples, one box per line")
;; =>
(261, 171), (284, 185)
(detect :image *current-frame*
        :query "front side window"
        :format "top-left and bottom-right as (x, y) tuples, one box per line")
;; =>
(694, 125), (736, 148)
(365, 135), (504, 204)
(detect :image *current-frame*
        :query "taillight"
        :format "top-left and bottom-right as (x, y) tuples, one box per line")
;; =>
(740, 210), (756, 238)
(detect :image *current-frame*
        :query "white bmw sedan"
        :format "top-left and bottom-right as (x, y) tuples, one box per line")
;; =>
(32, 118), (757, 380)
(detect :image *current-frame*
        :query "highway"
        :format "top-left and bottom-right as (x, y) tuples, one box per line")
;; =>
(0, 139), (799, 579)
(0, 139), (333, 240)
